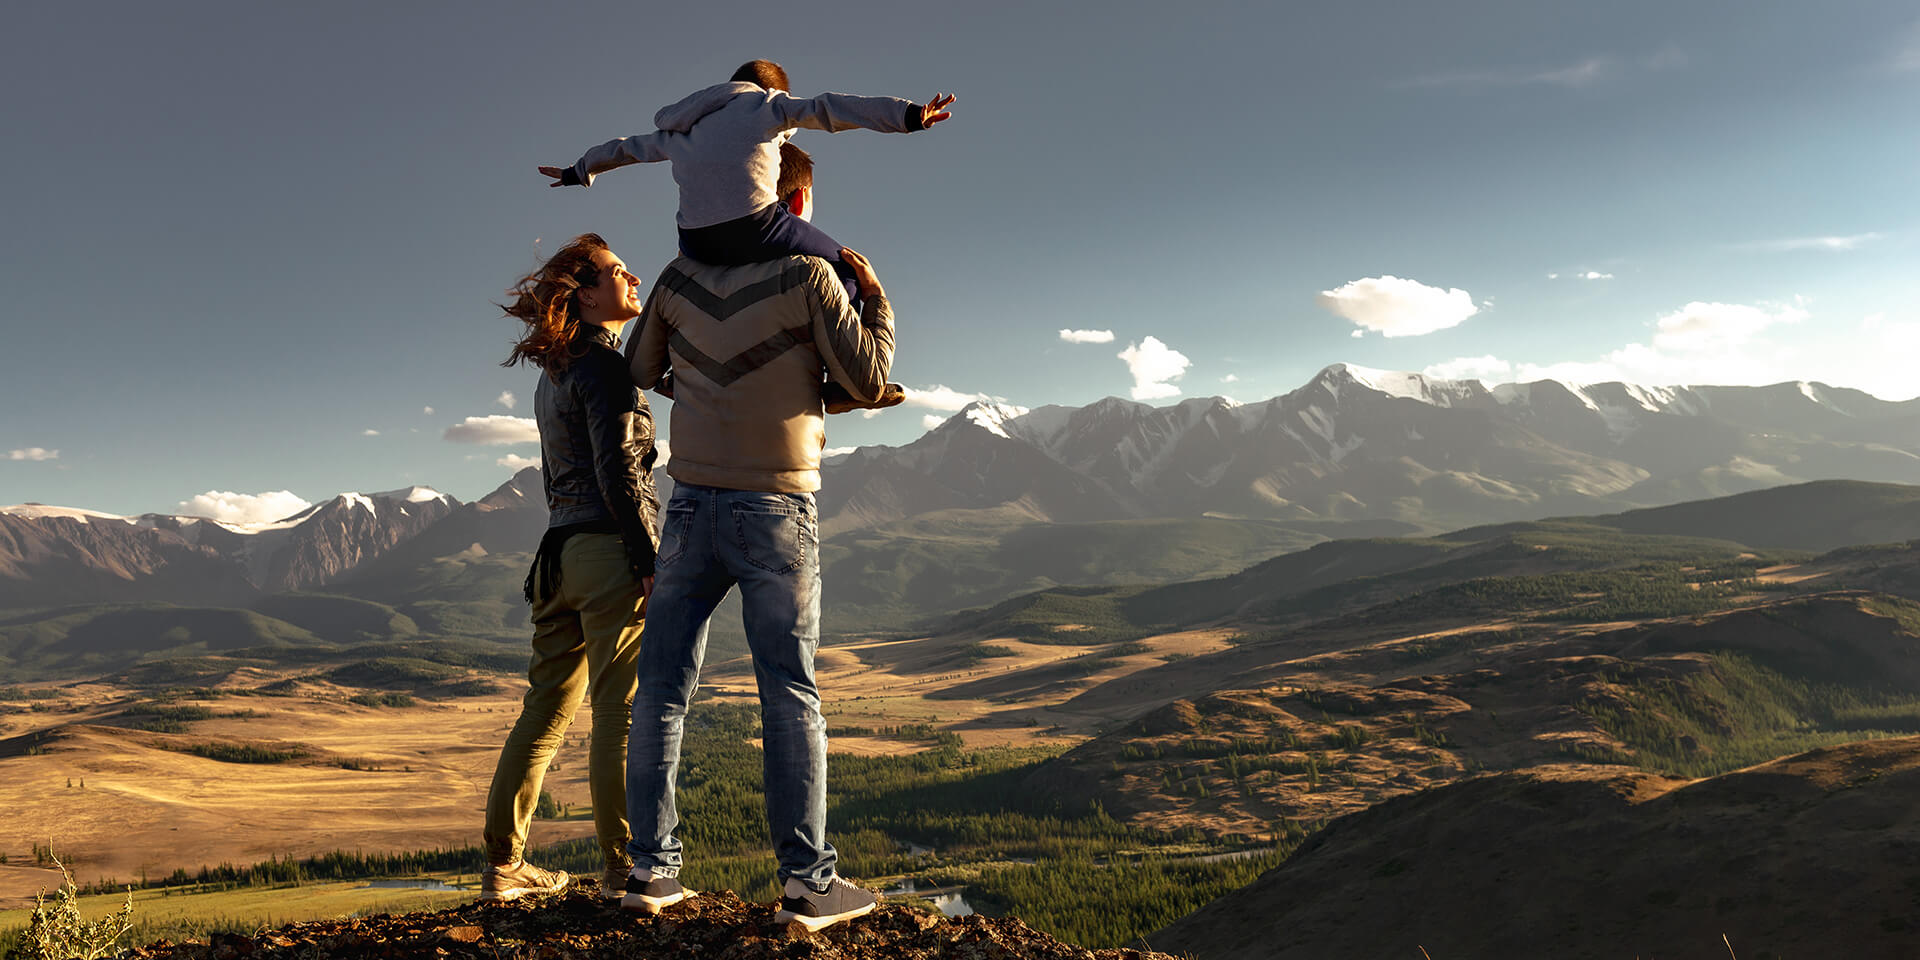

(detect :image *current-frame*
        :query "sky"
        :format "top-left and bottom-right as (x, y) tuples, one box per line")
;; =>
(3, 1), (1917, 518)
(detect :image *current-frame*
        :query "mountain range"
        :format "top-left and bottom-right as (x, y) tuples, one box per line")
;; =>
(821, 363), (1920, 532)
(5, 364), (1918, 632)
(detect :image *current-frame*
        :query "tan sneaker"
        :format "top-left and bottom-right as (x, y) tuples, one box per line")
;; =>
(481, 860), (569, 901)
(600, 863), (632, 900)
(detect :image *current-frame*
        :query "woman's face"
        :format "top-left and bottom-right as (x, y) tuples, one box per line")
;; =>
(581, 248), (642, 326)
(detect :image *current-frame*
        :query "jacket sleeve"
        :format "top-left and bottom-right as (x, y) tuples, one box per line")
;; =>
(625, 282), (673, 392)
(579, 352), (657, 577)
(766, 91), (922, 135)
(805, 261), (894, 403)
(569, 130), (675, 188)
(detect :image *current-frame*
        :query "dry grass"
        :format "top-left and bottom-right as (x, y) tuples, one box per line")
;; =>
(0, 627), (1237, 907)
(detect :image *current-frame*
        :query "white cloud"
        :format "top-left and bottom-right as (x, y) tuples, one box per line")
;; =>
(1059, 328), (1115, 344)
(496, 391), (516, 410)
(1546, 273), (1560, 280)
(423, 406), (435, 416)
(654, 436), (670, 465)
(1118, 336), (1191, 400)
(922, 414), (947, 431)
(1423, 355), (1515, 382)
(497, 454), (541, 471)
(7, 448), (58, 461)
(1750, 232), (1883, 252)
(1316, 275), (1479, 338)
(1220, 374), (1239, 383)
(903, 385), (996, 412)
(1453, 297), (1854, 392)
(444, 415), (539, 445)
(362, 429), (381, 437)
(823, 446), (857, 458)
(178, 490), (312, 524)
(1581, 271), (1614, 280)
(1651, 301), (1807, 351)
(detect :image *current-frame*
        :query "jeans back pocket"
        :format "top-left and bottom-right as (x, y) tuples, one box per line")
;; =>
(656, 501), (697, 570)
(729, 497), (812, 575)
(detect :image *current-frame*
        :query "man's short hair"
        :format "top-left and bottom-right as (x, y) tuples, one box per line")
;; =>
(777, 142), (813, 203)
(731, 59), (790, 92)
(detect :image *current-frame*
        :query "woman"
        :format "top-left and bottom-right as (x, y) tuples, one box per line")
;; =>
(481, 233), (658, 901)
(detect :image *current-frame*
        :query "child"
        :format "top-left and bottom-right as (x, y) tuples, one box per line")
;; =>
(540, 59), (953, 305)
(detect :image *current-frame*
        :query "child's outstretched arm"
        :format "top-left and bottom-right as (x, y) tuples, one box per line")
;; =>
(767, 91), (956, 136)
(537, 130), (677, 188)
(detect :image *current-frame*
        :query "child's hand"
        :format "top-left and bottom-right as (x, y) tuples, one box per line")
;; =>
(537, 165), (572, 187)
(838, 248), (885, 302)
(920, 93), (956, 129)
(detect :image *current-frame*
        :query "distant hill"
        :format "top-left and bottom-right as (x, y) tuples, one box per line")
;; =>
(943, 479), (1917, 640)
(1008, 589), (1920, 833)
(1152, 737), (1920, 960)
(1579, 478), (1920, 550)
(0, 603), (332, 680)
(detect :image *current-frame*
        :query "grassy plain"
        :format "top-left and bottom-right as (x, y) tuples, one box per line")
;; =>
(7, 515), (1920, 948)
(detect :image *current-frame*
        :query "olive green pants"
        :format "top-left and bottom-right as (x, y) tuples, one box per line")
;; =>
(483, 532), (645, 867)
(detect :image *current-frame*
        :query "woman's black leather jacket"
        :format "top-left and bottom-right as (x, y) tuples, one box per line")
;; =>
(533, 328), (659, 577)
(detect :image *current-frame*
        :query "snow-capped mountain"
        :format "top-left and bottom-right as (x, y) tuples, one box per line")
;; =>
(820, 363), (1920, 532)
(7, 364), (1918, 611)
(0, 485), (459, 602)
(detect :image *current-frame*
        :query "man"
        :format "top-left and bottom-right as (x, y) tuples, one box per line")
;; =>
(619, 144), (893, 932)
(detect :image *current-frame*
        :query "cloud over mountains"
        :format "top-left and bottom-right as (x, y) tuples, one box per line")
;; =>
(444, 416), (538, 445)
(1317, 276), (1479, 338)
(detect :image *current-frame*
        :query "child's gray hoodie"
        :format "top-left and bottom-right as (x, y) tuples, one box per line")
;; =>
(567, 82), (923, 229)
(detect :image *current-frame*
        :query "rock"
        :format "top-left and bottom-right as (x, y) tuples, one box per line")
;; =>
(443, 925), (483, 943)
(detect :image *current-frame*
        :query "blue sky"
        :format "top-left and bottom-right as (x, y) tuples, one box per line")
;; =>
(4, 1), (1917, 518)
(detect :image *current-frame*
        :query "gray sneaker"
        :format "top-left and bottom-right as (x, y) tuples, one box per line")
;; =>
(774, 875), (879, 932)
(480, 860), (569, 901)
(621, 866), (693, 915)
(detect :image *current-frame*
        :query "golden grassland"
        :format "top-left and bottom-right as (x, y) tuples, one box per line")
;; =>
(0, 626), (1232, 909)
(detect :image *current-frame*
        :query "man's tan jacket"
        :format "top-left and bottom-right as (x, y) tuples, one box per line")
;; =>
(625, 255), (894, 493)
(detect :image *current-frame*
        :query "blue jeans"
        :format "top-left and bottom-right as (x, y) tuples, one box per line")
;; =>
(625, 482), (836, 887)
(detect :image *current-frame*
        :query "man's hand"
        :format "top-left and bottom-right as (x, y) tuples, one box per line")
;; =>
(920, 93), (956, 129)
(641, 575), (655, 600)
(538, 165), (575, 187)
(838, 247), (884, 302)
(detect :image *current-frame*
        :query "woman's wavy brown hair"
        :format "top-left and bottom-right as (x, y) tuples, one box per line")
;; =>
(499, 233), (610, 373)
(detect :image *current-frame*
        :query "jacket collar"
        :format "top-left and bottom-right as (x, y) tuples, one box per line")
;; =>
(580, 326), (620, 351)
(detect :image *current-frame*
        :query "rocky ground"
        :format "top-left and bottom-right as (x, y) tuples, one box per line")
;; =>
(118, 883), (1174, 960)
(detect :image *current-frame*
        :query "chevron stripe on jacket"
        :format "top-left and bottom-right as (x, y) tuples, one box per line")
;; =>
(625, 255), (895, 493)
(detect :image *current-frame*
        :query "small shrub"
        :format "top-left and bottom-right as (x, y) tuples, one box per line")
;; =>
(535, 791), (560, 819)
(17, 856), (134, 960)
